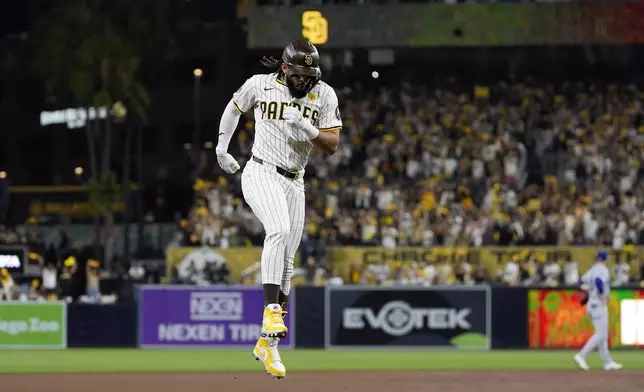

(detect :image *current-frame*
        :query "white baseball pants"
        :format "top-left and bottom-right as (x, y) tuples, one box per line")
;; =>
(578, 303), (613, 364)
(241, 158), (305, 295)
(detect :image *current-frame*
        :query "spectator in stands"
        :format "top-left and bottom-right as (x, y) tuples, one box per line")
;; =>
(325, 266), (344, 286)
(26, 279), (42, 301)
(296, 256), (319, 284)
(613, 258), (631, 287)
(563, 254), (580, 286)
(542, 258), (562, 287)
(1, 268), (15, 300)
(472, 263), (489, 284)
(436, 256), (453, 285)
(41, 262), (58, 299)
(86, 259), (101, 303)
(59, 256), (76, 300)
(0, 225), (19, 244)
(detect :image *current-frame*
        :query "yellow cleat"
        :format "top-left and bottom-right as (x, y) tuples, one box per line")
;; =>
(253, 337), (286, 379)
(262, 305), (288, 338)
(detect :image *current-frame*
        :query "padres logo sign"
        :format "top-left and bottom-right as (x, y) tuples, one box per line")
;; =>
(302, 10), (328, 45)
(305, 55), (313, 65)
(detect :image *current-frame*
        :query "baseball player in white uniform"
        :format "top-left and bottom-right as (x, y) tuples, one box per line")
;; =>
(216, 40), (341, 379)
(573, 250), (623, 371)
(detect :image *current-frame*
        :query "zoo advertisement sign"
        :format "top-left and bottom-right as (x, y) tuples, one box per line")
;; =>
(138, 286), (294, 348)
(325, 286), (490, 348)
(0, 302), (67, 349)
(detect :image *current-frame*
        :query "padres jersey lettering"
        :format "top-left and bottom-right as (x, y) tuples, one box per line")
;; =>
(256, 101), (319, 123)
(233, 73), (342, 171)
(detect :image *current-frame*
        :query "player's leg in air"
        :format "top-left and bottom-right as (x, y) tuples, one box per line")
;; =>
(241, 168), (293, 379)
(574, 304), (622, 371)
(278, 181), (306, 314)
(250, 179), (305, 379)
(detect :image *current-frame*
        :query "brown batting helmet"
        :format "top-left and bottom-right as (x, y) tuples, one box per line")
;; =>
(282, 40), (322, 78)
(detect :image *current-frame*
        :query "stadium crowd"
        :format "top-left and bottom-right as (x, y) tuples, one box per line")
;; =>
(182, 78), (644, 253)
(0, 224), (111, 302)
(4, 76), (644, 300)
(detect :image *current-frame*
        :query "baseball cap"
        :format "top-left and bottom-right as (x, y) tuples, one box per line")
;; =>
(596, 250), (608, 262)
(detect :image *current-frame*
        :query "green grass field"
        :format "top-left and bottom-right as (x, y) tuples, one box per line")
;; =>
(1, 349), (642, 373)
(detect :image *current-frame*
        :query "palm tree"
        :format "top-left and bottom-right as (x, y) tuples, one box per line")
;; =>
(33, 0), (197, 268)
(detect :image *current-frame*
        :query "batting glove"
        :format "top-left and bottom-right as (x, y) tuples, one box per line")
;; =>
(283, 107), (303, 126)
(283, 107), (320, 139)
(216, 151), (240, 174)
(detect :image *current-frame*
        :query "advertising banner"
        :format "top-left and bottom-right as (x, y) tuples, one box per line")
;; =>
(139, 286), (294, 348)
(248, 3), (644, 48)
(326, 286), (490, 348)
(328, 247), (642, 283)
(0, 302), (66, 349)
(0, 246), (26, 275)
(528, 289), (644, 349)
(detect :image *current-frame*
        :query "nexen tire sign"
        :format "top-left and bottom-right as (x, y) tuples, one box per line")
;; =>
(138, 286), (294, 348)
(326, 286), (490, 348)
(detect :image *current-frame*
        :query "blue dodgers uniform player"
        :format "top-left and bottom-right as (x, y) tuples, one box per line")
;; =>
(573, 250), (623, 371)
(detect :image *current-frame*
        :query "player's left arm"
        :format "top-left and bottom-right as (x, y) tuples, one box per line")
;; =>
(285, 86), (342, 154)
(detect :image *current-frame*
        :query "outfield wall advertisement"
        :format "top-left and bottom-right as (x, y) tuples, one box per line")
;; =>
(325, 286), (490, 349)
(528, 289), (644, 349)
(328, 247), (642, 283)
(0, 302), (66, 349)
(166, 246), (642, 284)
(138, 286), (294, 348)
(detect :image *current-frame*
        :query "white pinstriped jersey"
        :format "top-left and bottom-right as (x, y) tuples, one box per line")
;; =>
(232, 72), (342, 171)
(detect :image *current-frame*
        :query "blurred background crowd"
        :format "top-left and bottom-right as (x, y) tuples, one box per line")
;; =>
(185, 79), (644, 251)
(2, 0), (644, 303)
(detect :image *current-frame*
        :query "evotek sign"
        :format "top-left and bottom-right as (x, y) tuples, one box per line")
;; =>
(327, 287), (490, 348)
(343, 301), (472, 336)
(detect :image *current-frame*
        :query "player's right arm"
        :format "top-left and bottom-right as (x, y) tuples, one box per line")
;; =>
(216, 76), (258, 173)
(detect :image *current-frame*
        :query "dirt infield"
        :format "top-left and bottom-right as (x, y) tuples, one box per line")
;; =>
(3, 371), (642, 392)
